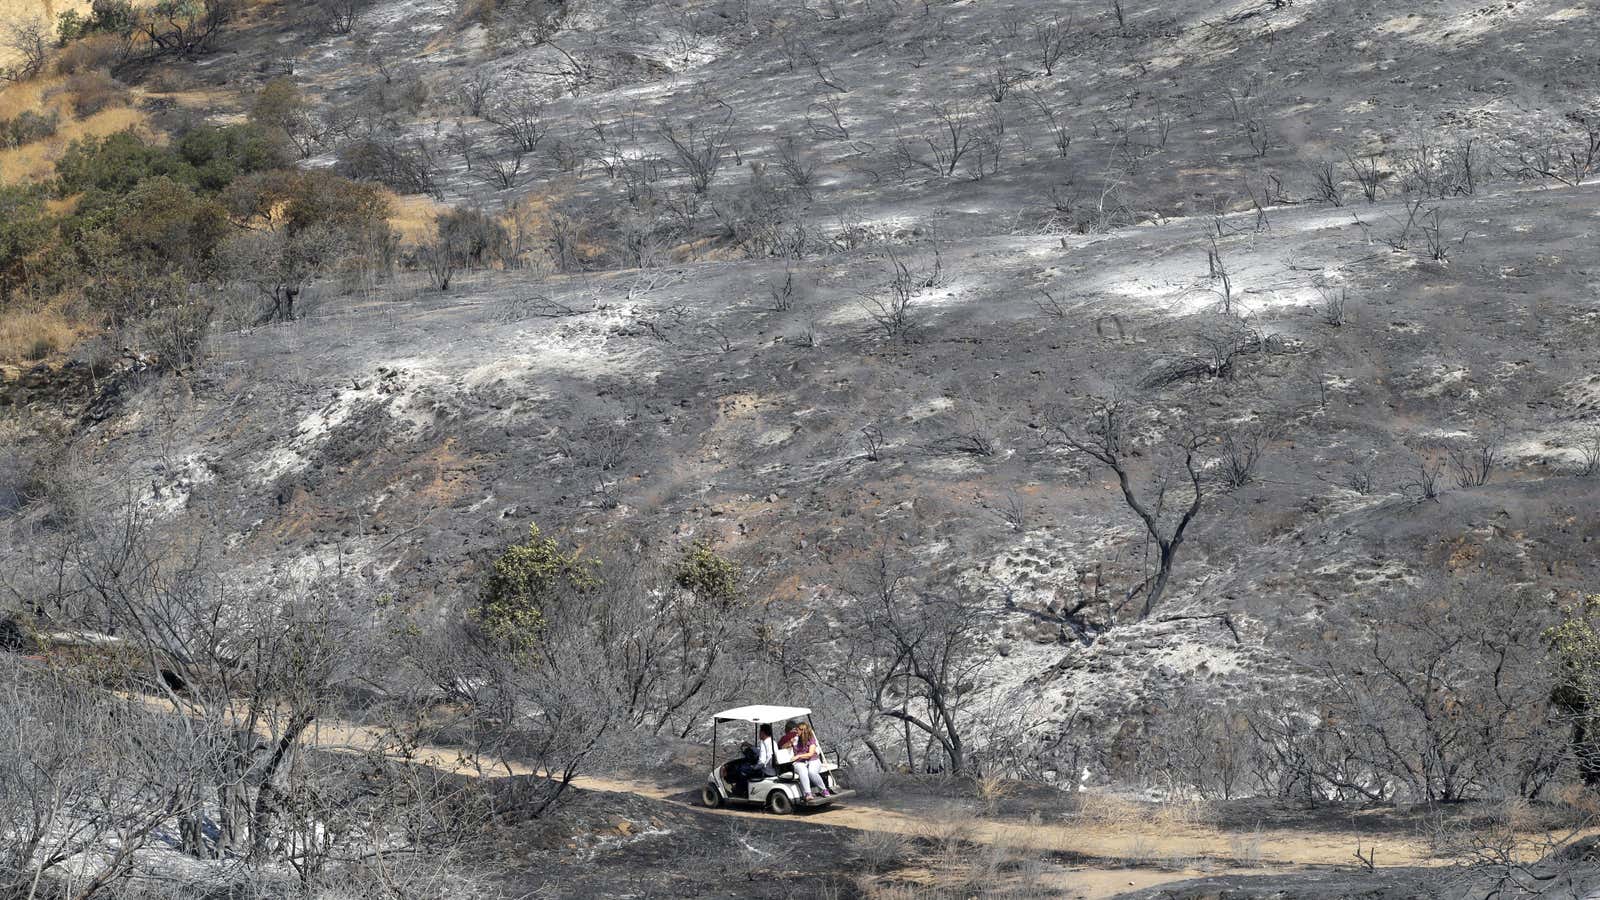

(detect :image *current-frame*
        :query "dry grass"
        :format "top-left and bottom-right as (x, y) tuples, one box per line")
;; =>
(1554, 783), (1600, 818)
(0, 76), (61, 121)
(0, 101), (149, 182)
(916, 803), (979, 855)
(1150, 797), (1217, 831)
(1073, 791), (1147, 828)
(975, 772), (1014, 816)
(0, 302), (84, 362)
(850, 829), (910, 873)
(1227, 826), (1265, 867)
(62, 68), (130, 116)
(0, 0), (80, 67)
(386, 191), (451, 244)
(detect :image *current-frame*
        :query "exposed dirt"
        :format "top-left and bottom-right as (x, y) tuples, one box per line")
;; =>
(6, 0), (1600, 892)
(114, 689), (1591, 898)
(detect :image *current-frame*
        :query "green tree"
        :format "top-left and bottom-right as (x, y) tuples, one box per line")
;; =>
(56, 130), (196, 196)
(0, 183), (52, 301)
(477, 524), (599, 651)
(672, 541), (740, 609)
(136, 0), (238, 58)
(56, 0), (137, 43)
(221, 169), (392, 321)
(177, 123), (289, 191)
(1546, 593), (1600, 786)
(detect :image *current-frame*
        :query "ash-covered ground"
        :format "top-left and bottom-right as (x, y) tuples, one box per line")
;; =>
(5, 0), (1600, 895)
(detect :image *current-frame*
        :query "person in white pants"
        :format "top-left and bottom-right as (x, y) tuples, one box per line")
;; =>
(788, 722), (830, 799)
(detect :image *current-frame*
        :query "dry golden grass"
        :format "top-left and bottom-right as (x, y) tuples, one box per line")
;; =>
(975, 771), (1014, 816)
(0, 98), (150, 183)
(1150, 797), (1218, 831)
(386, 190), (450, 243)
(0, 302), (84, 363)
(0, 0), (78, 67)
(1073, 791), (1147, 828)
(0, 75), (62, 121)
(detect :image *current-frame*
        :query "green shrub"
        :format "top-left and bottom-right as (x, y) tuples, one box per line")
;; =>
(56, 0), (137, 44)
(1, 110), (60, 149)
(56, 130), (197, 196)
(23, 337), (54, 361)
(477, 524), (599, 650)
(178, 123), (291, 191)
(673, 541), (740, 608)
(0, 184), (53, 301)
(435, 206), (508, 268)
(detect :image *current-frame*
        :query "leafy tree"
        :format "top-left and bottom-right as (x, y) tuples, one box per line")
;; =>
(56, 130), (197, 196)
(56, 0), (137, 43)
(0, 183), (52, 301)
(177, 123), (289, 191)
(477, 524), (599, 650)
(94, 176), (229, 274)
(673, 541), (740, 608)
(1547, 593), (1600, 785)
(221, 169), (391, 320)
(434, 206), (508, 269)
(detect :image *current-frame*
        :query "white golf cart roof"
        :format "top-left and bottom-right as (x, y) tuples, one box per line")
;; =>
(712, 705), (811, 724)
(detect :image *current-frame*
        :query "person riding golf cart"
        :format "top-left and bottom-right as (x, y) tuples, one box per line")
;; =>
(701, 705), (853, 814)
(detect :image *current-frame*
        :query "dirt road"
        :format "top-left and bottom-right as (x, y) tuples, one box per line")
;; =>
(119, 692), (1517, 897)
(135, 698), (1458, 898)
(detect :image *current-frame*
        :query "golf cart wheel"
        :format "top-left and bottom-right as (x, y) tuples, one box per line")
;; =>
(701, 784), (723, 809)
(766, 790), (794, 815)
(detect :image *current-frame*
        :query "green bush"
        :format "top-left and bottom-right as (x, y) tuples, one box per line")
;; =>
(0, 184), (53, 301)
(56, 0), (137, 44)
(673, 541), (741, 608)
(1, 110), (60, 149)
(56, 130), (198, 196)
(178, 123), (291, 191)
(477, 524), (599, 650)
(435, 206), (508, 268)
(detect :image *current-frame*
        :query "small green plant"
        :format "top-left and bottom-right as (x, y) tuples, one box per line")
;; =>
(1545, 594), (1600, 785)
(672, 541), (740, 609)
(477, 524), (598, 650)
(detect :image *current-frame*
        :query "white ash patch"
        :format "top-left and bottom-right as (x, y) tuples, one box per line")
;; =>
(902, 396), (956, 421)
(1502, 424), (1600, 468)
(1309, 556), (1417, 587)
(254, 367), (432, 484)
(1560, 374), (1600, 417)
(1027, 615), (1260, 717)
(755, 427), (794, 447)
(571, 823), (675, 862)
(917, 456), (987, 477)
(1410, 363), (1473, 399)
(138, 453), (216, 519)
(981, 526), (1138, 614)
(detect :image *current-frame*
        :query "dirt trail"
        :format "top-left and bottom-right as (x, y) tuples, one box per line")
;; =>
(269, 703), (1452, 868)
(114, 693), (1504, 897)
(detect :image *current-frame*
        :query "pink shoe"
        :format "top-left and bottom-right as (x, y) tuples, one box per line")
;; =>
(803, 793), (816, 801)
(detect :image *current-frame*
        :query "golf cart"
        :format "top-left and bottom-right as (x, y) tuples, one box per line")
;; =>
(701, 705), (853, 814)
